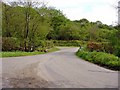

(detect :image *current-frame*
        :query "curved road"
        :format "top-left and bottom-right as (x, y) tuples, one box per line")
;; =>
(2, 47), (118, 88)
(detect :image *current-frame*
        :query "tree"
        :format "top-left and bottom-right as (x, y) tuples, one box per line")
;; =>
(58, 23), (79, 40)
(2, 2), (13, 37)
(2, 1), (50, 51)
(46, 8), (68, 40)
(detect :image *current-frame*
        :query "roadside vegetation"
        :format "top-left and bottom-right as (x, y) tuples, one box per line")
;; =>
(1, 47), (59, 58)
(1, 51), (44, 58)
(76, 49), (120, 71)
(53, 40), (85, 47)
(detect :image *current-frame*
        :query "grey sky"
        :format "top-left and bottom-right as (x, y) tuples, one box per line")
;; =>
(3, 0), (119, 25)
(46, 0), (118, 25)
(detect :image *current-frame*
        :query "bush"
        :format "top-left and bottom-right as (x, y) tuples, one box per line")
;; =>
(2, 37), (20, 51)
(87, 42), (113, 53)
(46, 40), (54, 49)
(53, 40), (85, 47)
(113, 46), (120, 57)
(2, 38), (54, 52)
(36, 40), (54, 52)
(87, 42), (103, 52)
(76, 50), (120, 70)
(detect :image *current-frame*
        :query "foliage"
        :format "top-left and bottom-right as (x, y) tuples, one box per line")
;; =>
(35, 40), (54, 52)
(76, 50), (120, 70)
(87, 42), (103, 52)
(87, 41), (113, 53)
(2, 2), (51, 51)
(1, 47), (59, 57)
(53, 40), (85, 47)
(2, 37), (20, 51)
(58, 22), (80, 40)
(39, 40), (54, 48)
(107, 27), (120, 57)
(46, 8), (68, 40)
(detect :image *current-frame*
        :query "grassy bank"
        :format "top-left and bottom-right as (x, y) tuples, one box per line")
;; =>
(76, 50), (120, 71)
(1, 47), (60, 58)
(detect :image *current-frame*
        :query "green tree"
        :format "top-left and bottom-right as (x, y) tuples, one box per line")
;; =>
(46, 8), (68, 40)
(2, 1), (50, 51)
(2, 3), (13, 37)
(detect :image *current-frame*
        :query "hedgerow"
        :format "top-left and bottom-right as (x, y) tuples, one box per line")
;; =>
(53, 40), (85, 47)
(76, 50), (120, 70)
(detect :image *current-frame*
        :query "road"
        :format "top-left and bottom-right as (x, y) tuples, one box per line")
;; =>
(2, 47), (118, 88)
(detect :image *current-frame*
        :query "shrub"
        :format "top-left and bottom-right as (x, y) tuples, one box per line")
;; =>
(2, 37), (20, 51)
(102, 43), (114, 54)
(113, 46), (120, 57)
(53, 40), (84, 47)
(35, 40), (54, 52)
(46, 40), (54, 49)
(87, 42), (103, 52)
(87, 42), (113, 53)
(76, 50), (120, 70)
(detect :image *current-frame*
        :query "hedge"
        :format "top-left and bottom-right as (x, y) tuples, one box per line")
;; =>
(76, 50), (120, 70)
(53, 40), (85, 47)
(2, 37), (54, 52)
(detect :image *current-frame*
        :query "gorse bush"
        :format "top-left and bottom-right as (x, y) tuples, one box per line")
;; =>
(76, 50), (120, 70)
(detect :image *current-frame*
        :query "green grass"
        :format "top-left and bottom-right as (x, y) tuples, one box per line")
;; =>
(1, 47), (60, 58)
(47, 47), (60, 52)
(1, 51), (45, 58)
(76, 50), (120, 71)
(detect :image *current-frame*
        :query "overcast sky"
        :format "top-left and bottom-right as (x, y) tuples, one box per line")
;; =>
(3, 0), (119, 25)
(46, 0), (119, 25)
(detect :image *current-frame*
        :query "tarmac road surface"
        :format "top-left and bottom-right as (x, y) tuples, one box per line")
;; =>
(2, 47), (118, 88)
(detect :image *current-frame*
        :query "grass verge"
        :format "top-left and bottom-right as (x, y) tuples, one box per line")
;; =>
(1, 47), (60, 58)
(76, 50), (120, 71)
(47, 47), (60, 53)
